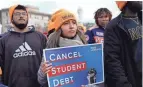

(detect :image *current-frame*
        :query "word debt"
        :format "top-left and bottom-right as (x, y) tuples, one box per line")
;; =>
(48, 62), (86, 77)
(53, 76), (74, 87)
(49, 51), (82, 62)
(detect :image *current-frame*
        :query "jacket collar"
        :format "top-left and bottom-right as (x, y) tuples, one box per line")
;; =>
(116, 13), (130, 36)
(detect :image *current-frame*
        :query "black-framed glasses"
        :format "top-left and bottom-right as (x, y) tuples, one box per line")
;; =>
(13, 12), (27, 16)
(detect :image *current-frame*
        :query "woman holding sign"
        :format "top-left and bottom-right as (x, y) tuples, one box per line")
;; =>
(38, 9), (87, 87)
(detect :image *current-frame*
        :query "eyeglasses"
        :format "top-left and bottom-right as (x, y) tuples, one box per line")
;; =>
(13, 12), (27, 16)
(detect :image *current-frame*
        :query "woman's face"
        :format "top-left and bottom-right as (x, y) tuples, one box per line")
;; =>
(61, 19), (77, 38)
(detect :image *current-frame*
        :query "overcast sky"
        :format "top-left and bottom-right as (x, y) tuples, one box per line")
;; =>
(0, 0), (122, 22)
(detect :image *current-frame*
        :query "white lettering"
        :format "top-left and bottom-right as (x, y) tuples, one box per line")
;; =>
(51, 68), (56, 75)
(49, 52), (82, 61)
(53, 79), (59, 87)
(68, 52), (72, 58)
(57, 54), (62, 61)
(13, 51), (36, 58)
(53, 76), (74, 86)
(50, 54), (55, 61)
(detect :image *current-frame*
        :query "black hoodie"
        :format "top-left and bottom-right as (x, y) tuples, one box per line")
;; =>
(0, 26), (47, 87)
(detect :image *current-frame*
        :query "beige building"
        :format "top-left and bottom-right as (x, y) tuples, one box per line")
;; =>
(0, 5), (51, 33)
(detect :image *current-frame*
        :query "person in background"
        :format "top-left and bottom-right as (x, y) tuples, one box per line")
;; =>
(0, 5), (47, 87)
(104, 1), (142, 87)
(85, 8), (112, 44)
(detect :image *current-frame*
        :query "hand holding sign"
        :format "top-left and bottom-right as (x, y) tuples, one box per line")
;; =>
(41, 61), (52, 75)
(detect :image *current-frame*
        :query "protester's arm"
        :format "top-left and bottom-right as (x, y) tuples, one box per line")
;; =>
(0, 39), (3, 83)
(37, 58), (52, 87)
(0, 39), (6, 85)
(0, 38), (4, 73)
(37, 63), (48, 86)
(104, 26), (132, 87)
(0, 39), (3, 67)
(85, 25), (99, 44)
(85, 30), (95, 44)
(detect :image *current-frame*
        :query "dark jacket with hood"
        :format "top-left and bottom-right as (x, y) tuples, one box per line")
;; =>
(0, 26), (47, 87)
(104, 11), (142, 87)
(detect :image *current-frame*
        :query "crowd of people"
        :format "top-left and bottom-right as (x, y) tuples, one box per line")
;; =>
(0, 1), (142, 87)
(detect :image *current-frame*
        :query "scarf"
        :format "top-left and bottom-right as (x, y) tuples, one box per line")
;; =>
(59, 35), (84, 47)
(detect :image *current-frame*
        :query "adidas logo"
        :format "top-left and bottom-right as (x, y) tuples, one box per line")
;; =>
(13, 42), (36, 58)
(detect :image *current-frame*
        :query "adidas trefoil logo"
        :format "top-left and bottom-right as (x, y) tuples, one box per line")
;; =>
(13, 42), (36, 58)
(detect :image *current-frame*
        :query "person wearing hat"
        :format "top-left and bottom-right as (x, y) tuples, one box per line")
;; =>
(104, 1), (142, 87)
(47, 20), (55, 38)
(0, 5), (47, 87)
(37, 9), (87, 87)
(46, 9), (67, 38)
